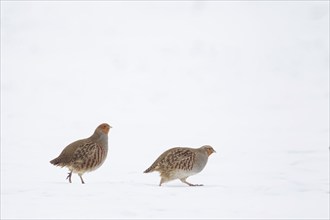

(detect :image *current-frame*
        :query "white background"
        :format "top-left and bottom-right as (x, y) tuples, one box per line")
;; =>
(1, 1), (329, 219)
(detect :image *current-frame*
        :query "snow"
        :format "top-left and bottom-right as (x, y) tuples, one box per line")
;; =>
(1, 1), (329, 219)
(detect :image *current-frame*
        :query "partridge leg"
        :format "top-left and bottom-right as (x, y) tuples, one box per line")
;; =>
(180, 178), (203, 186)
(66, 171), (72, 183)
(159, 178), (165, 186)
(79, 174), (85, 184)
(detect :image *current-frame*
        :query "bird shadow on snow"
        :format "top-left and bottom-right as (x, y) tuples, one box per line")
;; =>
(45, 178), (228, 188)
(161, 184), (227, 188)
(132, 181), (228, 188)
(47, 181), (226, 189)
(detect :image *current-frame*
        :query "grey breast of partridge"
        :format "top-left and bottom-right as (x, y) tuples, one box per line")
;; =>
(50, 123), (112, 184)
(144, 145), (216, 186)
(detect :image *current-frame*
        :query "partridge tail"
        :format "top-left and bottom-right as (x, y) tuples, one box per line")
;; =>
(144, 163), (158, 173)
(144, 156), (164, 173)
(144, 166), (153, 173)
(50, 157), (64, 167)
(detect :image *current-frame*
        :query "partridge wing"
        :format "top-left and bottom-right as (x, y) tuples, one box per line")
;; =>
(160, 148), (196, 171)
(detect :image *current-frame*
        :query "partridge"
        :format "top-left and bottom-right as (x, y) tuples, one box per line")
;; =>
(144, 145), (216, 186)
(50, 123), (111, 184)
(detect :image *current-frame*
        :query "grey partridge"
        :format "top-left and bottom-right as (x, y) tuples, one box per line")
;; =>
(144, 145), (216, 186)
(50, 123), (111, 184)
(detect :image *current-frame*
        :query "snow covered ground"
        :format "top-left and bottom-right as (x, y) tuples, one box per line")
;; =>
(1, 1), (329, 219)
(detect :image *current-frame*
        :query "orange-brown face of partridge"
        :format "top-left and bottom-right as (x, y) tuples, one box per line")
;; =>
(98, 123), (111, 134)
(205, 146), (216, 156)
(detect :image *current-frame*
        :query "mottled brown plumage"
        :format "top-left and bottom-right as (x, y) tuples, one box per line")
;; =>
(50, 123), (111, 184)
(144, 145), (216, 186)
